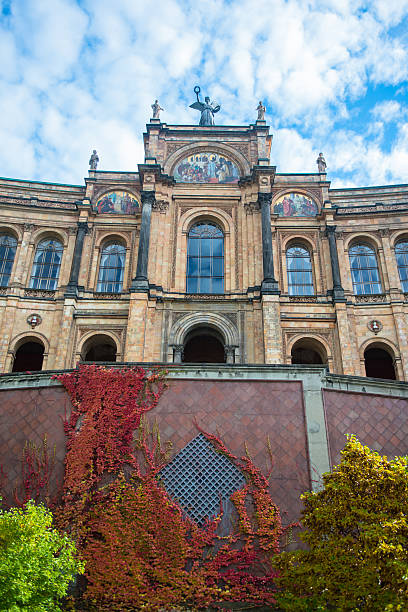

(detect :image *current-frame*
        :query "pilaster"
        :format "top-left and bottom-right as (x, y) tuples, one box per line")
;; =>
(124, 292), (149, 362)
(262, 294), (283, 363)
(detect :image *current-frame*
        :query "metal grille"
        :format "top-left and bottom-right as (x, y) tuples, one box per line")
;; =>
(159, 434), (245, 523)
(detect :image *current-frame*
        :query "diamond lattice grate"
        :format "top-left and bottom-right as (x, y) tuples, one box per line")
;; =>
(159, 433), (245, 523)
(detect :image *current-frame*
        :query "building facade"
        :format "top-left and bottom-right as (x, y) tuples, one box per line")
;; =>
(1, 114), (408, 379)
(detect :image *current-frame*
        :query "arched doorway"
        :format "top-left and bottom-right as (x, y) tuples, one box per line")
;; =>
(82, 334), (117, 362)
(182, 327), (226, 363)
(291, 338), (327, 366)
(12, 340), (45, 372)
(364, 346), (396, 380)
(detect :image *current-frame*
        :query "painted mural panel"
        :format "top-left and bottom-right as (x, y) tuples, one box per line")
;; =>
(174, 152), (239, 183)
(94, 191), (140, 214)
(273, 193), (318, 217)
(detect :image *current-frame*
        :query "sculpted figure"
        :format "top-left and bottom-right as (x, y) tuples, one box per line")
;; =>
(256, 100), (266, 121)
(89, 150), (99, 170)
(316, 152), (327, 173)
(151, 99), (164, 119)
(189, 86), (220, 126)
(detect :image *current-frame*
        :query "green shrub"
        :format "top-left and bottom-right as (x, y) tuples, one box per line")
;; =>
(0, 500), (84, 611)
(275, 436), (408, 611)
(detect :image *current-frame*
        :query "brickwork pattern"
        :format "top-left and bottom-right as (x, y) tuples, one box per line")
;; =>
(323, 389), (408, 466)
(0, 386), (70, 505)
(153, 379), (309, 524)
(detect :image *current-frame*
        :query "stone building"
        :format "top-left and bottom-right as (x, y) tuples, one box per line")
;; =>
(0, 110), (408, 381)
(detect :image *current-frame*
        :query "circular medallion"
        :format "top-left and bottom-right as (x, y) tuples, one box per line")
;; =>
(27, 314), (42, 328)
(368, 320), (382, 334)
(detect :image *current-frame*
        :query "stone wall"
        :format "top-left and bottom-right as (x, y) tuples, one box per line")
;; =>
(1, 365), (407, 522)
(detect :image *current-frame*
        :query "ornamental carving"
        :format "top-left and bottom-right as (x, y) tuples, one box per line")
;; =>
(289, 296), (318, 303)
(93, 292), (123, 299)
(355, 294), (387, 303)
(244, 202), (260, 214)
(0, 287), (7, 296)
(27, 314), (42, 328)
(152, 200), (169, 213)
(24, 289), (56, 299)
(367, 320), (382, 334)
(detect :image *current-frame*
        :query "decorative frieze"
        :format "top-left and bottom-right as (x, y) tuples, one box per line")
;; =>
(289, 296), (318, 303)
(244, 201), (260, 214)
(355, 294), (387, 303)
(152, 200), (169, 213)
(24, 289), (56, 299)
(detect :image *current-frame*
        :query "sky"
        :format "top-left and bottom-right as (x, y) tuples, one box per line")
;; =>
(0, 0), (407, 188)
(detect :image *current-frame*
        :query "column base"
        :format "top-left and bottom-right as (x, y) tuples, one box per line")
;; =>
(261, 278), (280, 295)
(332, 287), (346, 302)
(130, 278), (149, 293)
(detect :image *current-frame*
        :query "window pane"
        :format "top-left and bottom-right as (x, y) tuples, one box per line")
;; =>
(187, 277), (198, 293)
(201, 239), (211, 257)
(200, 277), (211, 293)
(187, 223), (224, 294)
(212, 277), (223, 293)
(188, 238), (199, 256)
(187, 257), (199, 276)
(200, 258), (211, 276)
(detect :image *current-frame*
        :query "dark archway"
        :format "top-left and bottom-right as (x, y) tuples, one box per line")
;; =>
(82, 334), (117, 362)
(183, 326), (225, 363)
(291, 338), (327, 366)
(12, 341), (44, 372)
(364, 347), (396, 380)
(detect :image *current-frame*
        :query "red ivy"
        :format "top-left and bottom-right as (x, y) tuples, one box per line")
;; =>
(54, 364), (288, 610)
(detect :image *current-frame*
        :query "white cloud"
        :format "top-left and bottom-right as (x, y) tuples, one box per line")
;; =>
(0, 0), (407, 187)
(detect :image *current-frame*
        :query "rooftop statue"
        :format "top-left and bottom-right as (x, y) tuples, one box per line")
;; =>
(151, 99), (164, 119)
(256, 101), (266, 121)
(189, 86), (220, 126)
(316, 152), (327, 173)
(89, 149), (99, 170)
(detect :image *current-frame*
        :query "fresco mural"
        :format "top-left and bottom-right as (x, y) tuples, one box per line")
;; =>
(174, 152), (239, 183)
(94, 191), (140, 214)
(273, 193), (318, 217)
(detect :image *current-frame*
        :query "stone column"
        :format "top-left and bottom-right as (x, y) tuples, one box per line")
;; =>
(132, 190), (155, 292)
(326, 225), (345, 301)
(173, 345), (184, 364)
(259, 193), (279, 294)
(65, 222), (88, 296)
(224, 345), (235, 364)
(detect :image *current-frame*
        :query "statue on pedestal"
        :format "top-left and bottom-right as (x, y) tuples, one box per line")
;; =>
(256, 101), (266, 121)
(151, 99), (164, 119)
(189, 86), (220, 126)
(316, 152), (327, 173)
(89, 150), (99, 170)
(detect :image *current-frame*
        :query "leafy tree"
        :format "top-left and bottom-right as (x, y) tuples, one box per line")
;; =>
(275, 436), (408, 611)
(0, 500), (84, 611)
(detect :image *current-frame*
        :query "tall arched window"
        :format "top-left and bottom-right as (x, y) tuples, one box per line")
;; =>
(349, 244), (382, 295)
(97, 243), (126, 293)
(30, 239), (63, 290)
(395, 240), (408, 293)
(286, 245), (314, 295)
(187, 223), (224, 294)
(0, 234), (17, 287)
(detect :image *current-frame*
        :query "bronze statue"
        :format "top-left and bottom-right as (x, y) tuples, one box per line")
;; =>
(189, 86), (220, 126)
(89, 150), (99, 170)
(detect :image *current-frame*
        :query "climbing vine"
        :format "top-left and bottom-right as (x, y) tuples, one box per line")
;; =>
(51, 364), (287, 610)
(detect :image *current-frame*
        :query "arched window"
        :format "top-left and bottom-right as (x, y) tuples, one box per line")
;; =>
(187, 223), (224, 294)
(96, 243), (126, 293)
(286, 245), (314, 295)
(349, 244), (382, 295)
(0, 234), (17, 286)
(395, 240), (408, 293)
(30, 239), (63, 290)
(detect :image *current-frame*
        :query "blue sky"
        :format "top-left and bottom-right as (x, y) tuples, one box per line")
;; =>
(0, 0), (407, 187)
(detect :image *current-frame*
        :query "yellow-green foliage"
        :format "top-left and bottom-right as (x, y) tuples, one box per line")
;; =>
(0, 500), (84, 611)
(275, 436), (408, 611)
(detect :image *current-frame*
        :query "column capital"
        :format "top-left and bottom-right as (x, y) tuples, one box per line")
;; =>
(140, 190), (155, 207)
(258, 192), (272, 206)
(325, 224), (337, 235)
